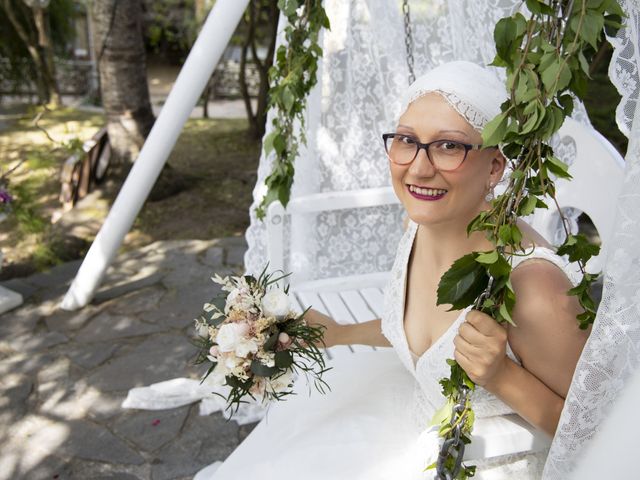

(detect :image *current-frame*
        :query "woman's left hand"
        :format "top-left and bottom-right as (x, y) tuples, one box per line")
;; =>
(453, 310), (508, 389)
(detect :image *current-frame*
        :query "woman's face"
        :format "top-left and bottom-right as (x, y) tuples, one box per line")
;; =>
(389, 92), (505, 228)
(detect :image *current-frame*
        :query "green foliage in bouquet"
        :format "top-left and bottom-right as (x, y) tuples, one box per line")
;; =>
(255, 0), (330, 219)
(193, 266), (330, 414)
(431, 1), (624, 478)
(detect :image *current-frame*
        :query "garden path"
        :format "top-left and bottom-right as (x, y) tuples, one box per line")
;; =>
(0, 236), (251, 480)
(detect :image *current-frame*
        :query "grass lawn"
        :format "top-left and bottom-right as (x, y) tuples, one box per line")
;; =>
(0, 107), (260, 279)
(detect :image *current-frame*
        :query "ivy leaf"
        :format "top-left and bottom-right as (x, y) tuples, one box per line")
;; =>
(280, 0), (298, 16)
(497, 302), (515, 325)
(541, 58), (571, 95)
(498, 224), (512, 246)
(576, 311), (595, 329)
(557, 234), (600, 263)
(525, 0), (555, 15)
(604, 0), (625, 17)
(494, 17), (518, 62)
(437, 254), (489, 310)
(476, 250), (499, 265)
(482, 111), (509, 147)
(521, 105), (540, 134)
(282, 87), (295, 113)
(515, 70), (538, 104)
(545, 155), (572, 179)
(558, 93), (575, 117)
(263, 131), (276, 156)
(272, 133), (286, 156)
(577, 10), (605, 49)
(428, 398), (454, 427)
(488, 254), (512, 279)
(519, 194), (538, 216)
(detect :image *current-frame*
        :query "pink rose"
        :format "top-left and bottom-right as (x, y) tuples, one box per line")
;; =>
(209, 346), (220, 357)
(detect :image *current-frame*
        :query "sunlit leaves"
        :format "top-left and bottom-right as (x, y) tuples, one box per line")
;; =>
(493, 14), (527, 66)
(256, 1), (330, 219)
(572, 9), (605, 49)
(568, 272), (600, 329)
(557, 233), (601, 263)
(481, 111), (510, 147)
(435, 1), (613, 471)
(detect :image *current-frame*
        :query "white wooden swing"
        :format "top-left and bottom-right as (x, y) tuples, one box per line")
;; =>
(265, 116), (625, 461)
(63, 0), (636, 475)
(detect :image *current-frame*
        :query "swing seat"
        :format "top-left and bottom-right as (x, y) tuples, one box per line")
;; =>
(264, 117), (625, 460)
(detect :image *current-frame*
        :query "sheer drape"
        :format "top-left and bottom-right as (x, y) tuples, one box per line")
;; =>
(243, 0), (590, 284)
(245, 1), (640, 477)
(543, 2), (640, 477)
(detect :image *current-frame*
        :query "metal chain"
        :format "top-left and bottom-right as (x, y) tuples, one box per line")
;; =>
(402, 0), (415, 85)
(436, 262), (499, 478)
(436, 385), (471, 480)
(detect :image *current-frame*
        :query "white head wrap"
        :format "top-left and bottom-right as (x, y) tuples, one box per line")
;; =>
(398, 61), (507, 134)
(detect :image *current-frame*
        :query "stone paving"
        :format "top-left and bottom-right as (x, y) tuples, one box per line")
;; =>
(0, 237), (255, 480)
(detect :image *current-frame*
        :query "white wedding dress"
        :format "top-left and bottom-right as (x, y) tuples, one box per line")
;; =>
(208, 220), (580, 479)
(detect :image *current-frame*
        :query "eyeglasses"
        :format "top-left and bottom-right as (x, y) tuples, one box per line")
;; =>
(382, 133), (484, 172)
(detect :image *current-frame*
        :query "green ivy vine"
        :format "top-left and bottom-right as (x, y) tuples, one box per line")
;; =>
(431, 1), (624, 478)
(255, 0), (330, 220)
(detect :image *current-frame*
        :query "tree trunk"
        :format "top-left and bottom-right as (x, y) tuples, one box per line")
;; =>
(32, 6), (61, 106)
(239, 4), (256, 135)
(238, 0), (278, 140)
(2, 0), (57, 104)
(92, 0), (155, 165)
(254, 0), (278, 139)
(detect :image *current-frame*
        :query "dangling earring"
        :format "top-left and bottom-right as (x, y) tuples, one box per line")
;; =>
(485, 182), (495, 202)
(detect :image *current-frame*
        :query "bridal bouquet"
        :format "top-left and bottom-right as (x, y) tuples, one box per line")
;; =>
(193, 267), (329, 412)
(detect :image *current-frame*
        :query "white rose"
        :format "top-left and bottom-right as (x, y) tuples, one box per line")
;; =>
(267, 369), (294, 394)
(216, 323), (245, 352)
(235, 338), (259, 358)
(261, 289), (291, 319)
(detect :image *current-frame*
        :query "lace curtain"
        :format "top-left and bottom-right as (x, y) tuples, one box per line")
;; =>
(244, 0), (589, 284)
(543, 1), (640, 478)
(244, 0), (640, 476)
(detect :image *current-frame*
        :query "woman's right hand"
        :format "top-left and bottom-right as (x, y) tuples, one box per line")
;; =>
(305, 309), (344, 348)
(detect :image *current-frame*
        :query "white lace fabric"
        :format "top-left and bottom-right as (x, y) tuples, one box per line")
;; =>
(381, 220), (581, 476)
(542, 2), (640, 478)
(124, 1), (640, 476)
(244, 0), (588, 285)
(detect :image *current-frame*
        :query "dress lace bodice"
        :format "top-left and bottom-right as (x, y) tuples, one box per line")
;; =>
(381, 220), (582, 427)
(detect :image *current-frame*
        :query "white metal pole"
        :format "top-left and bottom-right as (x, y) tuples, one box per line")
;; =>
(61, 0), (251, 310)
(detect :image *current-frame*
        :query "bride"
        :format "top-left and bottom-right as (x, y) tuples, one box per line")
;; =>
(207, 61), (588, 479)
